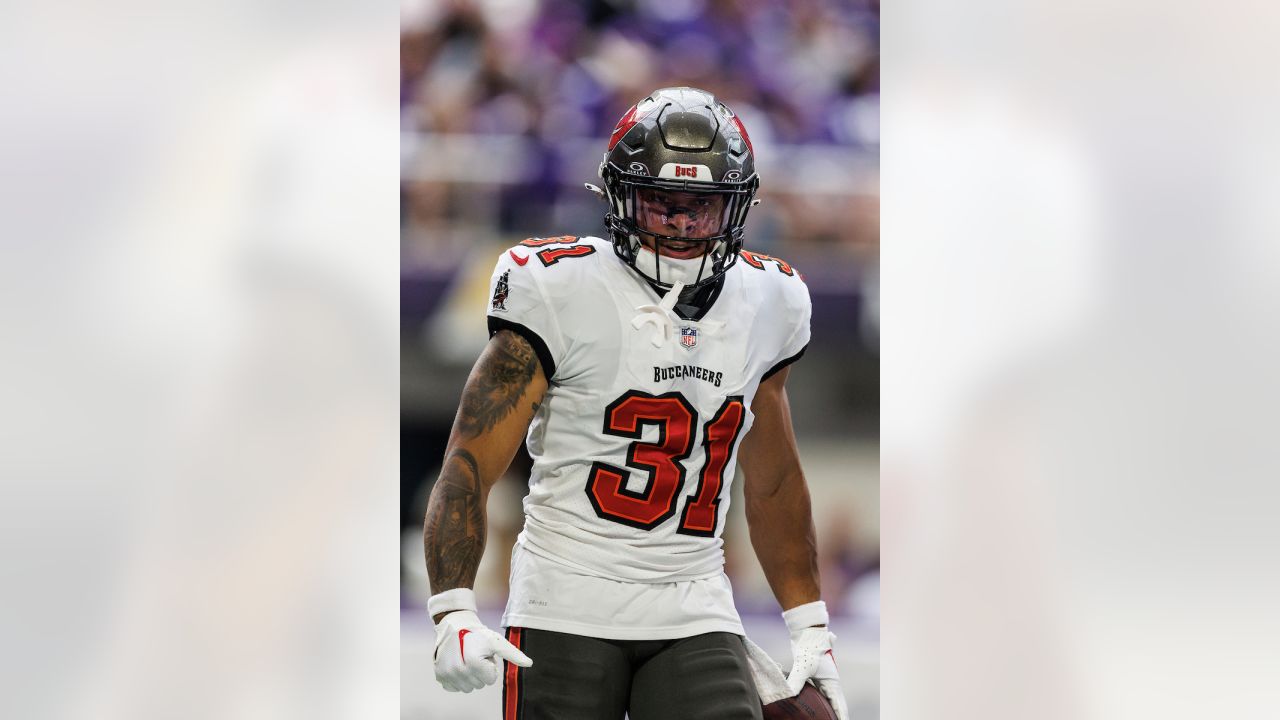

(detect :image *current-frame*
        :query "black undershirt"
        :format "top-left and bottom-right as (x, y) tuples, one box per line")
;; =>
(644, 274), (726, 322)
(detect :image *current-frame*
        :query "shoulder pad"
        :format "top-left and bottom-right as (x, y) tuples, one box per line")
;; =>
(736, 248), (811, 317)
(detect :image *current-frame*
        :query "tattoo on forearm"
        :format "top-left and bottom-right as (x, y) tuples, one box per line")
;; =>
(457, 330), (539, 438)
(423, 332), (538, 593)
(423, 448), (485, 593)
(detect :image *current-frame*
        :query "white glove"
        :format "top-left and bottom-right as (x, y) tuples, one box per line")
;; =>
(429, 589), (532, 693)
(783, 601), (850, 720)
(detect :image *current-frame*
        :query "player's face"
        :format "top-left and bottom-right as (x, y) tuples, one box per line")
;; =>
(635, 189), (728, 259)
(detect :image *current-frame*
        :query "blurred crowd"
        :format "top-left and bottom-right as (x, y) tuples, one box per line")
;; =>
(400, 0), (879, 272)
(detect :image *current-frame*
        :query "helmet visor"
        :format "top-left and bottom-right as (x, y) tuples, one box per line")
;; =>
(629, 188), (732, 243)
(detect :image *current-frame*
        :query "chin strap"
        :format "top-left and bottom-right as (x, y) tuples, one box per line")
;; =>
(631, 281), (686, 348)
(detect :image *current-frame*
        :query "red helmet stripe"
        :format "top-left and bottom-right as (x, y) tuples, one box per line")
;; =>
(731, 115), (754, 156)
(608, 104), (642, 151)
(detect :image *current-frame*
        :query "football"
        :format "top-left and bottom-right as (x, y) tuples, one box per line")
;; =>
(761, 682), (838, 720)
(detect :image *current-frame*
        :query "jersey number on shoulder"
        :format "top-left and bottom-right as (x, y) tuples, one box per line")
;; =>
(536, 245), (595, 266)
(739, 249), (794, 276)
(519, 235), (577, 247)
(518, 236), (597, 267)
(586, 391), (747, 536)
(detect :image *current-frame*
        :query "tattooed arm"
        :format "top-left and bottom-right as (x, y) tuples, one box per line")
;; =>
(422, 330), (547, 621)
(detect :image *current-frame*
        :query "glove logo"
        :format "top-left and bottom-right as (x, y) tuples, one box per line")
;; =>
(430, 602), (533, 694)
(458, 628), (471, 664)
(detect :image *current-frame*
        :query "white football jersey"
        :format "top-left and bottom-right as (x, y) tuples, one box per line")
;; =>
(486, 235), (810, 637)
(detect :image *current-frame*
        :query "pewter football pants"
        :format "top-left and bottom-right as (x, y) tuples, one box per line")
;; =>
(501, 627), (762, 720)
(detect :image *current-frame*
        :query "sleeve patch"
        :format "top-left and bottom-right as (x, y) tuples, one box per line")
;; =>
(491, 269), (512, 312)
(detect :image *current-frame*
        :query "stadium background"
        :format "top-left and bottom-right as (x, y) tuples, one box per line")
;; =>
(399, 0), (879, 716)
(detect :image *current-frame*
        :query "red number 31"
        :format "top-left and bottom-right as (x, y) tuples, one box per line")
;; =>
(586, 391), (747, 536)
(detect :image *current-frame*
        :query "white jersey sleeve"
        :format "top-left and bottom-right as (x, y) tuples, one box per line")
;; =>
(757, 251), (812, 380)
(484, 236), (590, 381)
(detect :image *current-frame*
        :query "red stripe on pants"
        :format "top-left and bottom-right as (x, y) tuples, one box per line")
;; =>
(503, 628), (523, 720)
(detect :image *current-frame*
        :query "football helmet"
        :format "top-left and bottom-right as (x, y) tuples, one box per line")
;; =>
(598, 87), (760, 291)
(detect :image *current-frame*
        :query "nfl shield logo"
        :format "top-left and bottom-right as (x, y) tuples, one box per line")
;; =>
(679, 326), (698, 350)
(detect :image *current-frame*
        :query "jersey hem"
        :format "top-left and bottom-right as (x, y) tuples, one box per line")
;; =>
(499, 613), (746, 641)
(519, 535), (726, 584)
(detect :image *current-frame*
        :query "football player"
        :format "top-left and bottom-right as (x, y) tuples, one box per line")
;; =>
(422, 86), (849, 720)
